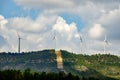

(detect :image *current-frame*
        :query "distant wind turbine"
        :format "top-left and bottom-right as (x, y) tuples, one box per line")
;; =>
(17, 32), (22, 53)
(79, 34), (83, 53)
(104, 35), (109, 54)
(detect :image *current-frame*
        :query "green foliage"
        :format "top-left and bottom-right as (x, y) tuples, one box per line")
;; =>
(0, 69), (116, 80)
(0, 69), (81, 80)
(0, 49), (58, 72)
(0, 49), (120, 79)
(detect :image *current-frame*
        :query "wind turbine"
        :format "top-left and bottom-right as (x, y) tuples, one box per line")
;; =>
(104, 35), (109, 54)
(17, 32), (22, 53)
(79, 34), (83, 53)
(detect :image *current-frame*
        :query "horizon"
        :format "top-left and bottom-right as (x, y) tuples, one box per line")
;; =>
(0, 49), (119, 57)
(0, 0), (120, 55)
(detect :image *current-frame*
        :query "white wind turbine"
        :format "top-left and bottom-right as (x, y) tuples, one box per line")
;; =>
(104, 35), (109, 54)
(17, 32), (22, 53)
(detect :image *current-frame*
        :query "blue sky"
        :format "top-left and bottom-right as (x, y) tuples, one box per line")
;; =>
(60, 13), (85, 31)
(0, 0), (84, 30)
(0, 0), (120, 55)
(0, 0), (40, 20)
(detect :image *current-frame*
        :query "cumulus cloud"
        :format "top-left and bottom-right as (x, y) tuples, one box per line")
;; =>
(96, 7), (120, 55)
(0, 15), (8, 28)
(53, 17), (77, 32)
(14, 0), (74, 9)
(98, 7), (120, 40)
(0, 15), (82, 53)
(7, 14), (57, 33)
(14, 0), (120, 9)
(14, 0), (120, 18)
(88, 24), (104, 38)
(52, 16), (80, 51)
(85, 6), (120, 55)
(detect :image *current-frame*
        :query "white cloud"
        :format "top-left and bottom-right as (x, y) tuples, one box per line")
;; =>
(7, 14), (57, 32)
(98, 7), (120, 40)
(88, 24), (104, 38)
(53, 17), (78, 41)
(84, 6), (120, 55)
(14, 0), (120, 20)
(0, 14), (56, 52)
(0, 15), (8, 28)
(14, 0), (74, 9)
(14, 0), (120, 9)
(53, 17), (77, 32)
(0, 15), (81, 53)
(51, 17), (88, 54)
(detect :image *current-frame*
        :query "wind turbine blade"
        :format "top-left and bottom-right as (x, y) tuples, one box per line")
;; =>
(53, 31), (56, 40)
(79, 34), (83, 43)
(16, 31), (20, 38)
(104, 35), (109, 45)
(103, 34), (109, 54)
(79, 34), (83, 53)
(53, 36), (55, 40)
(104, 35), (107, 41)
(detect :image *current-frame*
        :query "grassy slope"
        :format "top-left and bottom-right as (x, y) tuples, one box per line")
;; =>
(61, 50), (120, 79)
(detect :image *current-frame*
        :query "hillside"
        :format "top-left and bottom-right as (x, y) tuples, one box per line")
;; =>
(0, 49), (120, 80)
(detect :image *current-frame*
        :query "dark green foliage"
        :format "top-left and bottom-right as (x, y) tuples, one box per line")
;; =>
(0, 69), (23, 80)
(0, 69), (81, 80)
(1, 69), (117, 80)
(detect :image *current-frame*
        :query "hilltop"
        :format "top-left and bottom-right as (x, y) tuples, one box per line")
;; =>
(0, 49), (120, 79)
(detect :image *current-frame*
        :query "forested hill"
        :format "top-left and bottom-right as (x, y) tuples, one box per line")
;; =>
(0, 49), (120, 79)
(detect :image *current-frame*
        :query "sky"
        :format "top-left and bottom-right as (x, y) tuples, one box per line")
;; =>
(0, 0), (120, 55)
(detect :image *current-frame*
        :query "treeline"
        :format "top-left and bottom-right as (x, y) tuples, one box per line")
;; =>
(0, 69), (113, 80)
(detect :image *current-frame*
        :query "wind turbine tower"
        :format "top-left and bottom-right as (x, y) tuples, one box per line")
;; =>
(79, 34), (83, 53)
(17, 32), (22, 53)
(104, 35), (108, 54)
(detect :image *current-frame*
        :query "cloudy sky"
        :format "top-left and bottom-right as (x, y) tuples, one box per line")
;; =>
(0, 0), (120, 55)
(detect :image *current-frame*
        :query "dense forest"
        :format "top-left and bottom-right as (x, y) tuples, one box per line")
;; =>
(0, 69), (118, 80)
(0, 49), (120, 79)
